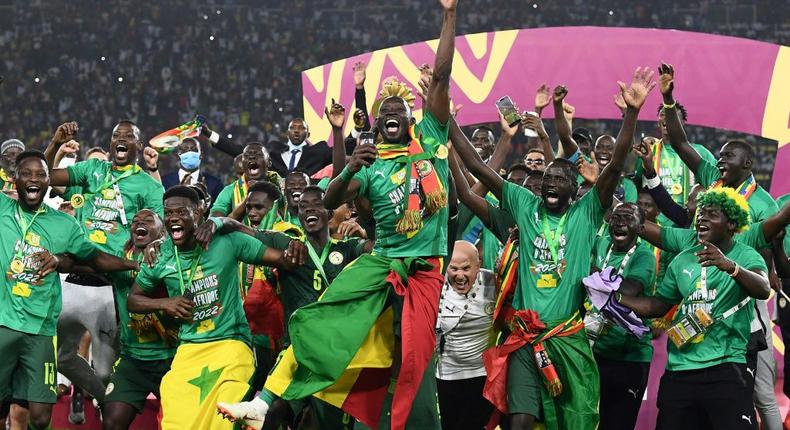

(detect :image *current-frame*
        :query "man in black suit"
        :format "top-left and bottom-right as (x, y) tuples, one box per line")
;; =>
(268, 118), (332, 177)
(160, 137), (224, 203)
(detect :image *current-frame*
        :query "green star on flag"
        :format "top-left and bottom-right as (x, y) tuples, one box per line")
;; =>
(188, 365), (225, 403)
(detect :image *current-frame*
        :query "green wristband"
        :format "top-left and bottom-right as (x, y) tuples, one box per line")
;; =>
(208, 216), (223, 230)
(339, 166), (354, 181)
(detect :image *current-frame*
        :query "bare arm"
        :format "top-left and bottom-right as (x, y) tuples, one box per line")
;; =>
(551, 86), (578, 158)
(638, 220), (664, 249)
(449, 148), (490, 224)
(697, 240), (770, 300)
(597, 67), (656, 208)
(448, 116), (504, 196)
(81, 250), (139, 273)
(618, 278), (645, 297)
(659, 63), (701, 173)
(619, 295), (674, 319)
(468, 113), (517, 197)
(326, 100), (348, 180)
(425, 0), (457, 124)
(773, 237), (790, 278)
(128, 282), (194, 319)
(759, 202), (790, 244)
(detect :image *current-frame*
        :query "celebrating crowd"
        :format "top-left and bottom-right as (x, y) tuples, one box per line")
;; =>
(2, 1), (790, 430)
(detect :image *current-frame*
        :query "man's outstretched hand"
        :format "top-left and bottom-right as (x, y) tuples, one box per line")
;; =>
(618, 67), (656, 110)
(658, 63), (675, 96)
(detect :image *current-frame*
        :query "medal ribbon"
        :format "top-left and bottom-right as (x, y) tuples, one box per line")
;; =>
(603, 243), (637, 276)
(14, 204), (45, 261)
(305, 238), (332, 286)
(698, 265), (751, 321)
(541, 207), (568, 267)
(174, 246), (203, 295)
(98, 165), (141, 193)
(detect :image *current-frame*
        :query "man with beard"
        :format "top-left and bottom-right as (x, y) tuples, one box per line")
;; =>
(230, 2), (457, 429)
(43, 120), (165, 404)
(211, 142), (283, 227)
(470, 127), (495, 163)
(452, 67), (656, 429)
(127, 185), (299, 430)
(1, 139), (24, 194)
(436, 241), (496, 430)
(587, 203), (656, 430)
(282, 171), (310, 228)
(216, 186), (371, 430)
(0, 150), (140, 430)
(619, 188), (770, 429)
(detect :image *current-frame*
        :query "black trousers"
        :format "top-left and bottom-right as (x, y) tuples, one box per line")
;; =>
(656, 362), (757, 430)
(437, 376), (493, 430)
(595, 354), (650, 430)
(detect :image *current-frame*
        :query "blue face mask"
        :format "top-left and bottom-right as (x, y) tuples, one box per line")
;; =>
(179, 151), (201, 170)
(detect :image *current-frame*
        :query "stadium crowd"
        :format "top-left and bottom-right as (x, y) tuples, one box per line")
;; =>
(0, 0), (786, 184)
(1, 1), (790, 430)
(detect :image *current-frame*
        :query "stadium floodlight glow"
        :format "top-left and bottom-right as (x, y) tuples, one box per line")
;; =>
(216, 9), (221, 15)
(609, 10), (614, 15)
(100, 56), (106, 61)
(203, 15), (208, 20)
(227, 134), (233, 139)
(209, 35), (215, 41)
(33, 77), (40, 83)
(532, 3), (538, 8)
(117, 77), (124, 83)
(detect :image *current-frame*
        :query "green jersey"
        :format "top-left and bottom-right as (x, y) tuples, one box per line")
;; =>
(107, 251), (176, 361)
(0, 194), (98, 336)
(486, 202), (516, 244)
(255, 232), (365, 322)
(210, 172), (284, 227)
(695, 160), (777, 223)
(634, 141), (717, 213)
(591, 238), (657, 363)
(501, 181), (605, 321)
(660, 222), (769, 255)
(352, 111), (449, 258)
(656, 241), (766, 371)
(66, 159), (164, 256)
(135, 233), (266, 345)
(0, 168), (13, 191)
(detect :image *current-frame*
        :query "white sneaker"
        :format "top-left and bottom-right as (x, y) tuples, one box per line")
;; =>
(217, 397), (269, 430)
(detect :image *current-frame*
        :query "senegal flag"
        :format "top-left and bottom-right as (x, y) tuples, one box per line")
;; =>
(264, 254), (443, 430)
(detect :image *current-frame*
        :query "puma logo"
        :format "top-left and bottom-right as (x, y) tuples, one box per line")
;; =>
(165, 264), (177, 271)
(373, 171), (386, 178)
(683, 269), (694, 278)
(741, 415), (752, 424)
(746, 367), (755, 378)
(627, 388), (639, 399)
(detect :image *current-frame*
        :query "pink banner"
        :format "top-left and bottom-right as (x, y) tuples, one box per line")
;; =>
(301, 26), (790, 195)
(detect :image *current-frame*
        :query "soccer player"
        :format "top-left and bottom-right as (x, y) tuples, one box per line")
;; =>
(619, 188), (770, 429)
(282, 170), (310, 228)
(0, 150), (139, 430)
(215, 185), (371, 429)
(452, 67), (656, 429)
(227, 2), (458, 429)
(127, 185), (299, 430)
(589, 203), (657, 430)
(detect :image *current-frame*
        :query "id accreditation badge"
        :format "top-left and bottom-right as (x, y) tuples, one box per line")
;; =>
(667, 307), (714, 349)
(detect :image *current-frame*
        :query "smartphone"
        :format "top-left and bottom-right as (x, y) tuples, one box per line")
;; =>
(359, 131), (375, 147)
(495, 96), (521, 127)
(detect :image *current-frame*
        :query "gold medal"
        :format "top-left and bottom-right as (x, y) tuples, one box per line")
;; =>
(670, 183), (683, 195)
(102, 188), (116, 199)
(10, 259), (25, 274)
(70, 194), (85, 208)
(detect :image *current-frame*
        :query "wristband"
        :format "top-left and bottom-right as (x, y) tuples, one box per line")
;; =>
(662, 101), (677, 110)
(209, 131), (220, 144)
(148, 164), (158, 172)
(208, 216), (223, 230)
(728, 263), (740, 278)
(339, 166), (354, 181)
(643, 174), (661, 190)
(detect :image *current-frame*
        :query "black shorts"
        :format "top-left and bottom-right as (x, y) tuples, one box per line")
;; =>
(595, 355), (650, 430)
(656, 362), (756, 430)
